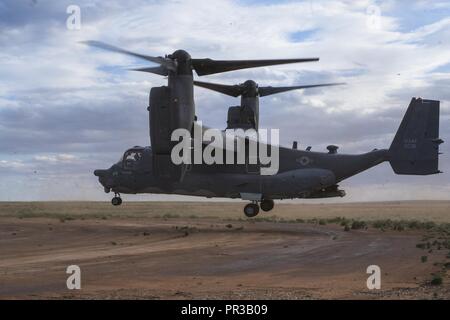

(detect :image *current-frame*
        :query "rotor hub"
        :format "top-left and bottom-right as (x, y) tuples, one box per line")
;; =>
(242, 80), (258, 96)
(169, 49), (191, 62)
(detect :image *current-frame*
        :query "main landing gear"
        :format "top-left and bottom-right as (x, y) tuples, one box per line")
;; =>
(244, 202), (259, 217)
(243, 199), (274, 218)
(260, 199), (274, 212)
(111, 193), (122, 206)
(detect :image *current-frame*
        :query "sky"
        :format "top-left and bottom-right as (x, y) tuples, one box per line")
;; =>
(0, 0), (449, 202)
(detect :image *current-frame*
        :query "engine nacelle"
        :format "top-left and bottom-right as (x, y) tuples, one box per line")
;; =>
(148, 86), (184, 181)
(226, 105), (257, 130)
(149, 86), (171, 154)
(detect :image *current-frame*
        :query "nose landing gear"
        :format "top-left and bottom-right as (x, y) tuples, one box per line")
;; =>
(111, 193), (122, 206)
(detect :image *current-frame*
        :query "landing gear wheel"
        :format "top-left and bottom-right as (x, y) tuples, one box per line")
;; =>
(244, 203), (259, 218)
(260, 199), (274, 212)
(111, 195), (122, 206)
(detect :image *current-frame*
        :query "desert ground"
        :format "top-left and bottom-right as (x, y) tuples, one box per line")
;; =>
(0, 201), (449, 299)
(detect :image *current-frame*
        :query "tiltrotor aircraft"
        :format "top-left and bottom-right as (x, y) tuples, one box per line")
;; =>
(89, 41), (443, 217)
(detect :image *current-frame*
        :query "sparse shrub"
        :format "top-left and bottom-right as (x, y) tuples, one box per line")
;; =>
(407, 220), (421, 229)
(372, 219), (392, 230)
(351, 220), (367, 230)
(423, 221), (437, 230)
(392, 222), (405, 231)
(163, 213), (180, 219)
(370, 219), (438, 232)
(326, 217), (345, 225)
(443, 240), (450, 249)
(344, 225), (350, 232)
(421, 256), (428, 263)
(430, 274), (443, 286)
(319, 219), (326, 225)
(254, 217), (275, 223)
(416, 243), (426, 249)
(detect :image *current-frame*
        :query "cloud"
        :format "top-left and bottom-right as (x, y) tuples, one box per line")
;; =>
(0, 0), (449, 201)
(0, 160), (27, 169)
(34, 153), (78, 162)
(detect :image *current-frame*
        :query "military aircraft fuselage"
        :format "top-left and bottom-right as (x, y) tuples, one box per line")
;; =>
(95, 145), (388, 200)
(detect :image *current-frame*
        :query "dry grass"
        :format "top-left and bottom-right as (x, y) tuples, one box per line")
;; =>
(0, 200), (449, 223)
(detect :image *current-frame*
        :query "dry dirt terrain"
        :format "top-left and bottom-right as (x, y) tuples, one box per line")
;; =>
(0, 201), (449, 299)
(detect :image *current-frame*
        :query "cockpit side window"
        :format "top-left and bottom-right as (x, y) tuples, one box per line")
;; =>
(123, 150), (143, 170)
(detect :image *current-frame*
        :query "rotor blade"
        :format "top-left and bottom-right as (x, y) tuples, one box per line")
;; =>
(193, 81), (243, 97)
(258, 82), (346, 97)
(191, 58), (319, 76)
(130, 66), (169, 76)
(82, 40), (176, 71)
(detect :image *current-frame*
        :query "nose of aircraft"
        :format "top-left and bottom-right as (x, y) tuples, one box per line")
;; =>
(94, 169), (108, 177)
(94, 169), (114, 192)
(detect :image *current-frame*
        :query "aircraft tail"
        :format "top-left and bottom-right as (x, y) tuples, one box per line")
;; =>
(389, 98), (443, 175)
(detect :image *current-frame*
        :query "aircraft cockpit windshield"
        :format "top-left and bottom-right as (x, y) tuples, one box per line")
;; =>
(122, 149), (144, 170)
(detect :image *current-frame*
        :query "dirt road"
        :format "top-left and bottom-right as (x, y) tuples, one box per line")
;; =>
(1, 203), (448, 299)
